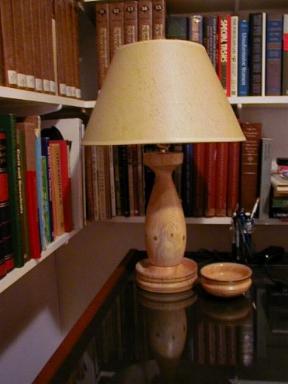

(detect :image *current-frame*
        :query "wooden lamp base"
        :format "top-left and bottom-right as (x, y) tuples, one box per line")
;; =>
(136, 151), (198, 293)
(136, 257), (198, 293)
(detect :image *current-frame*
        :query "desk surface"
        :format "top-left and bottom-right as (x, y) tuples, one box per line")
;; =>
(36, 250), (288, 383)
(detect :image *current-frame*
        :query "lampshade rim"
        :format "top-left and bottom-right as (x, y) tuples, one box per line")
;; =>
(82, 136), (246, 146)
(114, 38), (205, 52)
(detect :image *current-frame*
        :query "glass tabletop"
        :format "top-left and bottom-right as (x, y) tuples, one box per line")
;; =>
(58, 262), (288, 384)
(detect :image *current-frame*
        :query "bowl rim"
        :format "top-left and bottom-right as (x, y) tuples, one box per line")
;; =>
(200, 262), (252, 282)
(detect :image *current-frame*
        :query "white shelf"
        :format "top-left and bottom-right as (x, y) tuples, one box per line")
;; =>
(229, 96), (288, 107)
(0, 86), (95, 115)
(0, 230), (79, 294)
(106, 216), (233, 224)
(106, 216), (288, 226)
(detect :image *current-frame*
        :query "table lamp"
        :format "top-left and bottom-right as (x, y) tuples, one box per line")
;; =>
(83, 40), (245, 293)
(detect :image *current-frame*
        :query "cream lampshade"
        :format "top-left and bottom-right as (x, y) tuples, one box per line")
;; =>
(83, 39), (245, 293)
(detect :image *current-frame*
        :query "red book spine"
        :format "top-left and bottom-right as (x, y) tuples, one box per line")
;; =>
(59, 141), (73, 232)
(21, 123), (41, 259)
(227, 142), (240, 216)
(215, 143), (229, 217)
(0, 132), (9, 277)
(26, 171), (41, 258)
(193, 143), (206, 217)
(205, 143), (217, 217)
(217, 15), (231, 96)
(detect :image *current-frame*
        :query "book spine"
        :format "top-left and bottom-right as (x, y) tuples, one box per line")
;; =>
(109, 145), (116, 217)
(238, 18), (249, 96)
(1, 116), (23, 267)
(127, 146), (135, 216)
(227, 142), (240, 217)
(124, 1), (138, 44)
(240, 122), (262, 212)
(91, 146), (99, 221)
(21, 123), (41, 258)
(137, 145), (145, 216)
(282, 15), (288, 95)
(189, 15), (203, 44)
(41, 156), (51, 244)
(215, 143), (229, 217)
(0, 0), (17, 86)
(231, 16), (238, 97)
(258, 138), (272, 220)
(41, 137), (54, 241)
(49, 142), (65, 236)
(15, 128), (30, 261)
(11, 0), (27, 88)
(152, 0), (166, 39)
(193, 143), (206, 217)
(23, 0), (35, 90)
(203, 15), (217, 69)
(113, 145), (121, 216)
(84, 146), (95, 221)
(166, 16), (188, 40)
(217, 15), (231, 96)
(54, 0), (65, 95)
(0, 132), (12, 276)
(138, 0), (152, 41)
(96, 3), (110, 90)
(31, 0), (43, 92)
(60, 141), (73, 232)
(118, 145), (130, 217)
(249, 13), (264, 96)
(266, 14), (283, 96)
(205, 143), (217, 217)
(182, 144), (193, 217)
(261, 12), (266, 96)
(109, 2), (124, 61)
(27, 116), (47, 250)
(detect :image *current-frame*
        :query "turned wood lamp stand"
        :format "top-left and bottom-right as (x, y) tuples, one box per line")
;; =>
(82, 39), (245, 294)
(135, 150), (198, 293)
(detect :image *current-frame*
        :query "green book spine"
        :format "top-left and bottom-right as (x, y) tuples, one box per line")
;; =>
(0, 114), (23, 267)
(16, 127), (30, 261)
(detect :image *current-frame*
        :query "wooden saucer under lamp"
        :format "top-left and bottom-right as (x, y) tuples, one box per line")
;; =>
(82, 39), (245, 293)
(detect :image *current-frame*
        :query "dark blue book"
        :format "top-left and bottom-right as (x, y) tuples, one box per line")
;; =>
(266, 14), (283, 95)
(166, 16), (188, 39)
(181, 144), (194, 217)
(238, 17), (249, 96)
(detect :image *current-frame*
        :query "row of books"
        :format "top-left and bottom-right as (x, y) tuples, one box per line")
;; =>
(0, 0), (81, 98)
(84, 120), (265, 221)
(95, 0), (166, 89)
(167, 12), (288, 97)
(0, 116), (84, 278)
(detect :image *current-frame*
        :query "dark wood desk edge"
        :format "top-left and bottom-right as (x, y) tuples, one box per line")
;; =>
(33, 249), (140, 384)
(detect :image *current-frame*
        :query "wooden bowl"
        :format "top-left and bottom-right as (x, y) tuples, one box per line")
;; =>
(200, 262), (252, 298)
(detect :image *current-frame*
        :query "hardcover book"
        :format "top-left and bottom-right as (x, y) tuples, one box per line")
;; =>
(240, 122), (262, 212)
(138, 0), (152, 41)
(266, 14), (283, 96)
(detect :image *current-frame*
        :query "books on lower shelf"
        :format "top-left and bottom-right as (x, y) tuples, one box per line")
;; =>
(0, 115), (85, 279)
(84, 120), (281, 222)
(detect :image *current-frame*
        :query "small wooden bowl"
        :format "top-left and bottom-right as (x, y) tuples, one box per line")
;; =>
(200, 262), (252, 298)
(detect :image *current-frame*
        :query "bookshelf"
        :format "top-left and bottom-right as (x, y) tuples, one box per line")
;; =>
(0, 230), (80, 294)
(1, 2), (288, 384)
